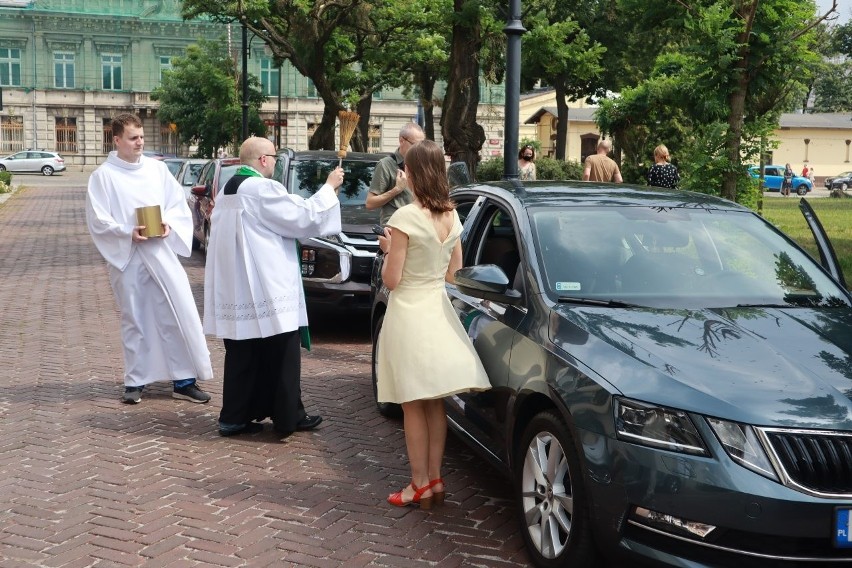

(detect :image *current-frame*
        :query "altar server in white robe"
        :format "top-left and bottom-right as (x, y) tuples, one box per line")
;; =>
(204, 136), (343, 438)
(86, 113), (213, 405)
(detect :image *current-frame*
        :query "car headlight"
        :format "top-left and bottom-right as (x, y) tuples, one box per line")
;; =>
(706, 418), (779, 481)
(615, 398), (708, 455)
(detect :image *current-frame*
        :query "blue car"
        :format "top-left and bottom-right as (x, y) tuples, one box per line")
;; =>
(749, 165), (812, 195)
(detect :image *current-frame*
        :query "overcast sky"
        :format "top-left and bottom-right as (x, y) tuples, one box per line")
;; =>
(817, 0), (850, 23)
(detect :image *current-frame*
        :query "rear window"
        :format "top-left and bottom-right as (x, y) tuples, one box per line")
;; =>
(286, 159), (379, 205)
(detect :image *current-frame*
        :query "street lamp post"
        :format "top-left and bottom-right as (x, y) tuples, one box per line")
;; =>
(241, 19), (249, 142)
(502, 0), (525, 180)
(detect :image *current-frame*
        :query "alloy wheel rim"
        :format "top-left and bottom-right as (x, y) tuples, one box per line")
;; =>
(521, 431), (573, 559)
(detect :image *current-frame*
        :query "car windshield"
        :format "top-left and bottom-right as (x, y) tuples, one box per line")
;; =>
(182, 162), (205, 186)
(529, 206), (850, 309)
(286, 159), (378, 204)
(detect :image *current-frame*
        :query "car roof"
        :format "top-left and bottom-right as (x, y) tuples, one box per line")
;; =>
(279, 149), (389, 162)
(452, 180), (751, 211)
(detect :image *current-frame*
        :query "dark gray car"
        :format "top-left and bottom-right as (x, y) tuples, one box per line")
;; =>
(275, 149), (386, 310)
(370, 182), (852, 567)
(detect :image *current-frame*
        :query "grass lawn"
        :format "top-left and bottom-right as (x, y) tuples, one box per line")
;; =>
(760, 196), (852, 288)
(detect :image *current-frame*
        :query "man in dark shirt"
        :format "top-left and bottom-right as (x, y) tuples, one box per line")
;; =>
(365, 122), (426, 223)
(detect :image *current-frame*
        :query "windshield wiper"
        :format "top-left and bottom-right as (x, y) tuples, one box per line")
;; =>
(557, 296), (643, 308)
(735, 303), (791, 308)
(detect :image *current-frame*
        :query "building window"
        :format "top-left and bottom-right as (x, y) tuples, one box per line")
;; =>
(102, 118), (113, 154)
(54, 52), (75, 89)
(102, 54), (122, 90)
(55, 117), (78, 154)
(368, 124), (382, 153)
(159, 55), (173, 82)
(0, 116), (25, 153)
(160, 123), (178, 156)
(0, 47), (22, 86)
(306, 79), (317, 98)
(260, 59), (279, 97)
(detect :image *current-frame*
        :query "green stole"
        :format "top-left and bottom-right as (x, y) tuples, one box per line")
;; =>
(235, 166), (312, 350)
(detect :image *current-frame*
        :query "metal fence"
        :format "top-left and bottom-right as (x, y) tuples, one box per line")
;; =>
(0, 116), (25, 154)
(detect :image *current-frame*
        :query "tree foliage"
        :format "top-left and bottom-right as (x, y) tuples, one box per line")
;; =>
(151, 39), (266, 158)
(596, 0), (827, 204)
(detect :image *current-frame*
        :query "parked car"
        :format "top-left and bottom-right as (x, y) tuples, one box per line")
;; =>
(163, 157), (185, 177)
(273, 149), (387, 310)
(174, 158), (208, 199)
(748, 165), (812, 195)
(188, 158), (241, 251)
(0, 150), (66, 176)
(371, 181), (852, 567)
(825, 171), (852, 191)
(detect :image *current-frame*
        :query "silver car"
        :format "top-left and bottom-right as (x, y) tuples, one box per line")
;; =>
(0, 150), (67, 176)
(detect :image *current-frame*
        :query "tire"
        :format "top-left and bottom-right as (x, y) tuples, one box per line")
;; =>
(843, 182), (849, 192)
(0, 164), (6, 172)
(515, 411), (598, 567)
(796, 184), (808, 196)
(371, 314), (403, 419)
(41, 165), (54, 176)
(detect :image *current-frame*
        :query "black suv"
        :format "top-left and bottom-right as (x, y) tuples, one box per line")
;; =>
(274, 149), (387, 310)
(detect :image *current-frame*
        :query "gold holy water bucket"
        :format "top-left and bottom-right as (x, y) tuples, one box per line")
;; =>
(135, 205), (164, 238)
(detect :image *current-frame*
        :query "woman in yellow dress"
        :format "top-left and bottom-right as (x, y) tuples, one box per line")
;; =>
(376, 140), (490, 509)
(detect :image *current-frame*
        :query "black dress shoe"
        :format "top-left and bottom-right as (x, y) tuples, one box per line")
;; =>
(295, 415), (323, 431)
(219, 422), (264, 437)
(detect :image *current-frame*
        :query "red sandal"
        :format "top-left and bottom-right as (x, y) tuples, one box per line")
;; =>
(387, 483), (434, 509)
(429, 478), (445, 505)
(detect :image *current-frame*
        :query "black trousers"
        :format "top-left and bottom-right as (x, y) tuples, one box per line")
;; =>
(219, 331), (306, 434)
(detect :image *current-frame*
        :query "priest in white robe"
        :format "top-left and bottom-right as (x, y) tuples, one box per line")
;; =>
(86, 113), (213, 405)
(204, 136), (343, 438)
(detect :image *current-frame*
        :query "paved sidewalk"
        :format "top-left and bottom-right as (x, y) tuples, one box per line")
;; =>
(0, 184), (531, 567)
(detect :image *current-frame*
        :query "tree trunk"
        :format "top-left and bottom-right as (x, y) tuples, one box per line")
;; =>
(309, 79), (343, 150)
(554, 81), (569, 161)
(416, 66), (437, 141)
(440, 0), (485, 181)
(352, 95), (373, 153)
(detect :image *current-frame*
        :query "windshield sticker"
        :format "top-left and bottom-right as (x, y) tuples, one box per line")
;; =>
(555, 282), (581, 292)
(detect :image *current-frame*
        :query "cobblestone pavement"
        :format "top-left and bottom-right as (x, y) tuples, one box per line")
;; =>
(0, 183), (533, 567)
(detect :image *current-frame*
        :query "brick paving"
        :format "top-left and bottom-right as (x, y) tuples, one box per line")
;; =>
(0, 182), (532, 567)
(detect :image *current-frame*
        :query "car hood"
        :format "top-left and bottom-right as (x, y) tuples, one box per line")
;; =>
(340, 204), (380, 231)
(552, 305), (852, 429)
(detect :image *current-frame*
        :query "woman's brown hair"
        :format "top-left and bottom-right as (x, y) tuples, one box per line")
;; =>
(404, 140), (454, 213)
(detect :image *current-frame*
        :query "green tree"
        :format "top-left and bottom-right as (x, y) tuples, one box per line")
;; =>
(151, 39), (266, 157)
(521, 2), (605, 160)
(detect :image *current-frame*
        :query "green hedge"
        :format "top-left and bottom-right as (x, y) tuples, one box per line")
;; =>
(476, 157), (583, 182)
(0, 171), (11, 185)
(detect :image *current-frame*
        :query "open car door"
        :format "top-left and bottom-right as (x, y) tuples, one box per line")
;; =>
(799, 198), (847, 289)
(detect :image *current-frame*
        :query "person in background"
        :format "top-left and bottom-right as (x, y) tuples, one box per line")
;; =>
(518, 145), (537, 181)
(782, 163), (794, 196)
(646, 144), (680, 189)
(366, 122), (426, 224)
(376, 140), (490, 509)
(807, 166), (815, 185)
(582, 139), (623, 183)
(204, 136), (344, 438)
(86, 113), (213, 405)
(802, 164), (810, 179)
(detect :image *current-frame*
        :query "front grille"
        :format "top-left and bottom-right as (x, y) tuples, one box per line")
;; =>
(351, 255), (375, 281)
(764, 429), (852, 494)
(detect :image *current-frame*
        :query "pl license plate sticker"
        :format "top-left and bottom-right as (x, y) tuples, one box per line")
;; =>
(555, 281), (581, 292)
(835, 508), (852, 548)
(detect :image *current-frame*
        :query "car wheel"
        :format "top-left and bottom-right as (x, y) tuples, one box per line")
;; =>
(0, 164), (5, 172)
(370, 314), (403, 419)
(843, 182), (849, 192)
(41, 165), (54, 176)
(796, 184), (808, 196)
(516, 410), (598, 567)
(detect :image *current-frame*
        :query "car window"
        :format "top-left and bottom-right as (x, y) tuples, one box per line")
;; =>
(765, 167), (780, 176)
(287, 159), (378, 204)
(182, 163), (204, 186)
(468, 206), (521, 287)
(217, 165), (239, 194)
(529, 206), (850, 309)
(198, 162), (213, 185)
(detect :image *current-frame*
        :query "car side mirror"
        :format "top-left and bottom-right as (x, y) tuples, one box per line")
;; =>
(190, 184), (209, 197)
(455, 264), (522, 305)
